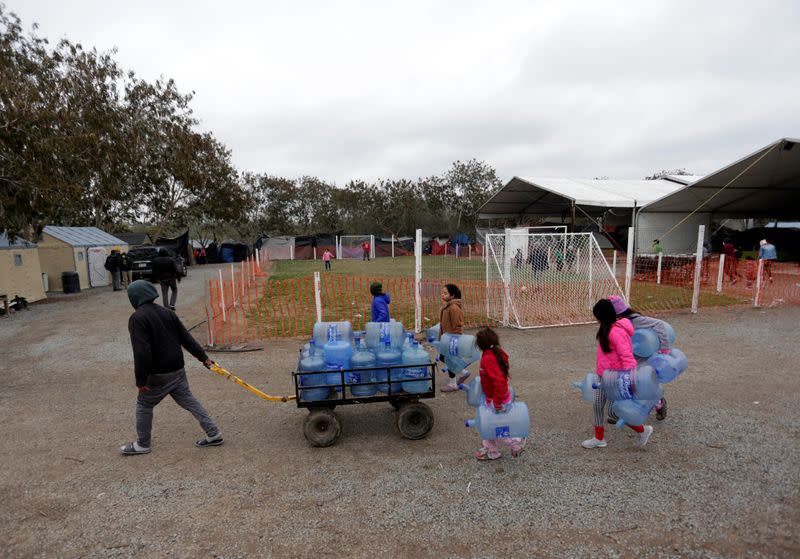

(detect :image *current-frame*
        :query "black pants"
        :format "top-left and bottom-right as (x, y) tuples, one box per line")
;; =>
(160, 279), (178, 308)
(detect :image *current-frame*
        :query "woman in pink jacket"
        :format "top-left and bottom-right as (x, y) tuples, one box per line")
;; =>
(582, 299), (654, 449)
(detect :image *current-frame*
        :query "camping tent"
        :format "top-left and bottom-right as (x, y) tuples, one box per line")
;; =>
(219, 240), (249, 263)
(153, 231), (191, 265)
(0, 232), (46, 303)
(38, 226), (127, 291)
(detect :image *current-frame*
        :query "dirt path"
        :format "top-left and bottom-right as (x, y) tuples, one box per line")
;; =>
(0, 267), (798, 558)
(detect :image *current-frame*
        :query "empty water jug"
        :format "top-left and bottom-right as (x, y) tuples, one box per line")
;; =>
(670, 348), (687, 373)
(402, 341), (431, 393)
(647, 353), (678, 383)
(440, 333), (481, 373)
(599, 366), (663, 402)
(460, 375), (516, 407)
(465, 401), (530, 440)
(324, 326), (352, 392)
(348, 335), (378, 397)
(664, 321), (677, 344)
(365, 321), (405, 350)
(298, 341), (328, 401)
(572, 372), (601, 402)
(376, 340), (402, 393)
(427, 323), (441, 350)
(611, 398), (659, 428)
(313, 321), (352, 348)
(632, 328), (660, 358)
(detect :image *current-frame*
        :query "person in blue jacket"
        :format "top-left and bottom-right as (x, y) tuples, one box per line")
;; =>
(370, 282), (391, 322)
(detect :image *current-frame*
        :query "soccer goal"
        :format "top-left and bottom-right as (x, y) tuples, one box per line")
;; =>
(486, 231), (622, 328)
(337, 235), (376, 259)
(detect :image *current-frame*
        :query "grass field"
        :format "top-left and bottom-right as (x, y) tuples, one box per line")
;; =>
(224, 257), (755, 340)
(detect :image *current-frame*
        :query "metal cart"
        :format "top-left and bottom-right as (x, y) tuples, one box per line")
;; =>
(293, 362), (436, 447)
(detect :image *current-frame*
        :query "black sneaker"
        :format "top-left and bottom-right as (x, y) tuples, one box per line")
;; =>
(195, 434), (223, 447)
(656, 398), (668, 420)
(607, 411), (618, 425)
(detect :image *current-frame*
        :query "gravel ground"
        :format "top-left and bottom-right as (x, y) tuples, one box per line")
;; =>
(0, 264), (798, 558)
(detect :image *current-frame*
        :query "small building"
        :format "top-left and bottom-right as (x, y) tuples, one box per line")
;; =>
(0, 232), (46, 303)
(38, 226), (128, 292)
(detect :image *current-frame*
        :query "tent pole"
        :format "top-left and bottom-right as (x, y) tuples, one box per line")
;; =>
(570, 201), (576, 232)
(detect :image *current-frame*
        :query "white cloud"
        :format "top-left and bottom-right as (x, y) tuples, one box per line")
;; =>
(12, 0), (800, 183)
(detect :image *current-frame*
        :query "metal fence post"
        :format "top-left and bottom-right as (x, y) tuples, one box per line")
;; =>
(624, 228), (634, 303)
(690, 225), (705, 314)
(656, 252), (663, 284)
(612, 250), (617, 277)
(314, 271), (322, 322)
(414, 229), (422, 333)
(502, 229), (511, 327)
(754, 259), (764, 307)
(716, 254), (725, 292)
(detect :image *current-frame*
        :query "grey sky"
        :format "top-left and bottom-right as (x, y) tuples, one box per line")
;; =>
(12, 0), (800, 184)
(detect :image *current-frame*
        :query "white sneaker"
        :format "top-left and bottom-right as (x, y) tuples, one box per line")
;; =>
(635, 425), (653, 448)
(581, 437), (607, 449)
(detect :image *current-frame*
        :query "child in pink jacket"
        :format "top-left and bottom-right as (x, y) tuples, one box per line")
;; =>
(582, 299), (654, 449)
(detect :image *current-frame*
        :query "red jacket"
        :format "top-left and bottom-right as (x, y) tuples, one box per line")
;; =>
(479, 348), (510, 410)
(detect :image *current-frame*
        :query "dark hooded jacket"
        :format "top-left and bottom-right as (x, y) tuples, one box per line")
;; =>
(127, 280), (207, 387)
(151, 248), (180, 282)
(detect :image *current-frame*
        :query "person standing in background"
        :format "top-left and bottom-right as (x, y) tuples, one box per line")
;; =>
(104, 249), (122, 291)
(152, 248), (181, 310)
(758, 239), (777, 283)
(119, 250), (133, 288)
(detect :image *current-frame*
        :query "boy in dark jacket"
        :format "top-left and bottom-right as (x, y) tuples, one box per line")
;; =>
(120, 280), (222, 455)
(370, 282), (391, 322)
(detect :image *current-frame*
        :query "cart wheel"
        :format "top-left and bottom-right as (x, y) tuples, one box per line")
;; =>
(396, 402), (434, 440)
(303, 409), (341, 447)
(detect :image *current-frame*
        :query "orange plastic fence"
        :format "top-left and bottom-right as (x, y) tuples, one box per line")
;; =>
(204, 254), (800, 343)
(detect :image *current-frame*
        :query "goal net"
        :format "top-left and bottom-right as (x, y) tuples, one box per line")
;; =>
(338, 235), (375, 259)
(486, 232), (622, 328)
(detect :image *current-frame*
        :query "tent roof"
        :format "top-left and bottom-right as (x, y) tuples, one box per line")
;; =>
(0, 232), (37, 249)
(43, 226), (126, 248)
(641, 138), (800, 217)
(478, 177), (685, 219)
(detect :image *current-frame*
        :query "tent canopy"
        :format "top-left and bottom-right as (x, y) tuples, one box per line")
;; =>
(641, 138), (800, 218)
(478, 177), (685, 219)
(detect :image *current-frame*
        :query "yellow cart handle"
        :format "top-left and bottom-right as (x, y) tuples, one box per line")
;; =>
(209, 363), (296, 403)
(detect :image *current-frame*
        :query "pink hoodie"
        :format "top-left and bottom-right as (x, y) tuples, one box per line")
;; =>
(596, 318), (636, 376)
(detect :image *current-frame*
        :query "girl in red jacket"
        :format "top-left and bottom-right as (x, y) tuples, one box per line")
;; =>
(473, 328), (526, 460)
(582, 299), (653, 450)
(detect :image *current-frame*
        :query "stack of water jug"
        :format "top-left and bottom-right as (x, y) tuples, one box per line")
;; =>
(425, 323), (531, 441)
(573, 321), (688, 427)
(297, 320), (432, 401)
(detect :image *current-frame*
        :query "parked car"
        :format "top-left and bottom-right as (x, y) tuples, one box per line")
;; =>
(129, 246), (188, 281)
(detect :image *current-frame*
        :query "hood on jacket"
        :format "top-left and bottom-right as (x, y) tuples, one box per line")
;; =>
(127, 279), (159, 309)
(614, 317), (634, 336)
(444, 298), (463, 309)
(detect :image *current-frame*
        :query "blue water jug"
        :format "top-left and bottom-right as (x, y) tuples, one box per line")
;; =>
(670, 348), (687, 373)
(460, 376), (516, 407)
(599, 366), (663, 402)
(440, 333), (481, 373)
(298, 341), (328, 401)
(426, 323), (441, 351)
(324, 325), (352, 392)
(664, 321), (677, 344)
(465, 401), (530, 440)
(611, 398), (659, 428)
(572, 372), (600, 402)
(401, 341), (431, 394)
(376, 340), (402, 394)
(647, 353), (677, 383)
(632, 328), (660, 358)
(348, 334), (378, 397)
(365, 321), (405, 350)
(313, 321), (352, 348)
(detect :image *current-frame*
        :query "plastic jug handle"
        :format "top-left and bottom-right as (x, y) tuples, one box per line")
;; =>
(615, 419), (626, 430)
(571, 381), (581, 389)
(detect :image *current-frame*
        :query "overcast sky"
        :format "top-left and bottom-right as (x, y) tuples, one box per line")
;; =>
(11, 0), (800, 184)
